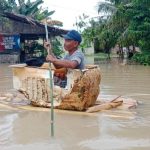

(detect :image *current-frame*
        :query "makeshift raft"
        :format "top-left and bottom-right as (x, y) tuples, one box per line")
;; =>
(9, 63), (137, 113)
(10, 63), (102, 111)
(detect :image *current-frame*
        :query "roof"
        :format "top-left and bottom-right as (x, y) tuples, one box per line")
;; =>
(1, 12), (68, 37)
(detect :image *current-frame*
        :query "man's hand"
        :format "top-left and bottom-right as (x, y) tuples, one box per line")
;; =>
(44, 41), (52, 52)
(46, 55), (56, 63)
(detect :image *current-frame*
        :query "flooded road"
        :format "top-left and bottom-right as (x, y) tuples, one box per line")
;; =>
(0, 59), (150, 150)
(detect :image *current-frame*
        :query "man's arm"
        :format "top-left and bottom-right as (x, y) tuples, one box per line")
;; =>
(46, 55), (78, 69)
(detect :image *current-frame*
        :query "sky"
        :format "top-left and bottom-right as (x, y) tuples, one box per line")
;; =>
(43, 0), (102, 30)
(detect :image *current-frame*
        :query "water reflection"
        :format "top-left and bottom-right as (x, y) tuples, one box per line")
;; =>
(0, 64), (13, 91)
(0, 112), (18, 146)
(80, 136), (150, 150)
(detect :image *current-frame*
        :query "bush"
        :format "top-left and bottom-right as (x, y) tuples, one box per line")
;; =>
(132, 52), (150, 65)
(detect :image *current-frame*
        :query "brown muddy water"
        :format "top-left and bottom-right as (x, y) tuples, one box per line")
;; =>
(0, 58), (150, 150)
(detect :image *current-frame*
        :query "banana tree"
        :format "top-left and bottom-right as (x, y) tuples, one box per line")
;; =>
(0, 0), (55, 21)
(0, 0), (17, 13)
(16, 0), (55, 21)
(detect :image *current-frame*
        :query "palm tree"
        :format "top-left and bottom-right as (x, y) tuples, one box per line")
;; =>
(95, 0), (132, 56)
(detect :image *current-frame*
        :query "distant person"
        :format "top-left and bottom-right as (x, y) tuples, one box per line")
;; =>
(44, 30), (85, 87)
(128, 50), (134, 59)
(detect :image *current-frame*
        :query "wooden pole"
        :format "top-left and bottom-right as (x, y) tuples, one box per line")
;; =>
(44, 20), (54, 137)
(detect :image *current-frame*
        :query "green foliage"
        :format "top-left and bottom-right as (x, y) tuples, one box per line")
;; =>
(126, 0), (150, 65)
(16, 0), (55, 21)
(75, 0), (150, 65)
(98, 28), (118, 53)
(34, 9), (55, 21)
(23, 38), (63, 58)
(75, 14), (94, 51)
(23, 41), (45, 57)
(132, 52), (150, 65)
(0, 0), (55, 21)
(0, 0), (17, 12)
(51, 38), (64, 57)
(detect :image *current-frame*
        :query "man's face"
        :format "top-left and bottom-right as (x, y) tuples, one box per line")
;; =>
(64, 39), (78, 51)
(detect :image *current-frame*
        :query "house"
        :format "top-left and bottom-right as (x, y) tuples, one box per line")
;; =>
(0, 12), (67, 63)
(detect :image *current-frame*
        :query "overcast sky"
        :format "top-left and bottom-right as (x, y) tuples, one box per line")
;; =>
(43, 0), (102, 30)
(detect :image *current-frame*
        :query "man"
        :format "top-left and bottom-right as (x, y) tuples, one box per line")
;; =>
(45, 30), (85, 70)
(45, 30), (85, 87)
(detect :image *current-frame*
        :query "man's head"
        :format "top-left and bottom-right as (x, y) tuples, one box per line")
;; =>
(62, 30), (82, 44)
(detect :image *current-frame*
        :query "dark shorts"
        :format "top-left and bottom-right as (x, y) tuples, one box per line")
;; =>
(53, 76), (67, 88)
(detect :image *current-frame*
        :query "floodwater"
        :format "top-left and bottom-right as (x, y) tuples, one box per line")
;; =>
(0, 58), (150, 150)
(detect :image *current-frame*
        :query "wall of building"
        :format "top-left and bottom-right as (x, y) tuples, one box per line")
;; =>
(84, 43), (94, 55)
(0, 54), (20, 63)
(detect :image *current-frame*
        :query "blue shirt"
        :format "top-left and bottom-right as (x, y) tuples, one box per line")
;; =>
(63, 50), (85, 70)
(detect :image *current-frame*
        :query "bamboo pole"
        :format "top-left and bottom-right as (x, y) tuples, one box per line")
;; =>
(44, 20), (54, 137)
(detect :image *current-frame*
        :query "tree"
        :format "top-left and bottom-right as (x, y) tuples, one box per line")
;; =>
(0, 0), (55, 21)
(126, 0), (150, 65)
(126, 0), (150, 49)
(0, 0), (17, 13)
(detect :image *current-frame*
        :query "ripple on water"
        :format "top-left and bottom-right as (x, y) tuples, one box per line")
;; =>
(79, 136), (150, 150)
(0, 113), (18, 145)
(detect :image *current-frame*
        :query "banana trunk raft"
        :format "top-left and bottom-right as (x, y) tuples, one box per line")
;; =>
(1, 63), (137, 113)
